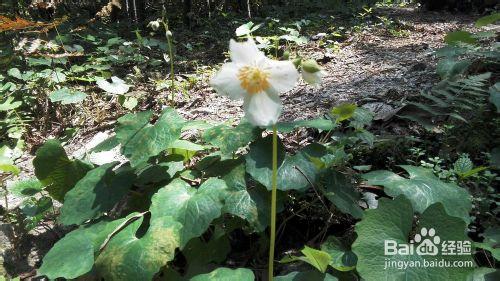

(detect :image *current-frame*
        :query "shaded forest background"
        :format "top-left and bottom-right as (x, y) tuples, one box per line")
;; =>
(2, 0), (498, 24)
(0, 0), (499, 280)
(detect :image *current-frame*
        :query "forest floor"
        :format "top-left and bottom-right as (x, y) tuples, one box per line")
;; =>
(0, 6), (480, 279)
(180, 8), (475, 123)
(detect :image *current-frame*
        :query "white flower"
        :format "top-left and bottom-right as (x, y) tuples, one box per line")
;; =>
(210, 39), (299, 127)
(96, 76), (130, 95)
(147, 19), (161, 31)
(301, 59), (325, 86)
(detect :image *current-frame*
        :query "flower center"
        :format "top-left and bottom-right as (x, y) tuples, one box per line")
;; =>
(237, 66), (270, 94)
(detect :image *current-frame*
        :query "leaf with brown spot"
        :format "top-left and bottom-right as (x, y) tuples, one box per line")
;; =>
(95, 216), (182, 281)
(115, 108), (185, 167)
(95, 178), (227, 280)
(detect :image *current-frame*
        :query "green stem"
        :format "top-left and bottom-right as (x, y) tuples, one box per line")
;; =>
(268, 125), (278, 281)
(53, 25), (71, 70)
(166, 26), (175, 104)
(162, 17), (175, 105)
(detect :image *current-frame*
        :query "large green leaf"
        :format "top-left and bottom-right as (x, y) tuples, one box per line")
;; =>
(444, 31), (477, 45)
(42, 178), (227, 280)
(199, 157), (282, 232)
(151, 178), (228, 246)
(60, 163), (136, 225)
(219, 159), (247, 191)
(95, 215), (182, 280)
(179, 236), (231, 278)
(96, 178), (228, 280)
(221, 163), (257, 223)
(116, 108), (184, 167)
(134, 161), (184, 186)
(475, 13), (500, 27)
(38, 228), (94, 279)
(161, 235), (231, 281)
(223, 187), (264, 231)
(90, 135), (120, 153)
(207, 160), (269, 231)
(322, 171), (363, 219)
(436, 59), (471, 79)
(245, 136), (327, 191)
(352, 196), (475, 281)
(274, 271), (338, 281)
(190, 268), (255, 281)
(182, 120), (216, 131)
(169, 140), (207, 152)
(203, 121), (261, 156)
(272, 118), (336, 133)
(33, 140), (93, 202)
(40, 178), (226, 280)
(158, 233), (232, 280)
(350, 107), (374, 129)
(49, 87), (87, 104)
(362, 166), (472, 223)
(38, 216), (131, 279)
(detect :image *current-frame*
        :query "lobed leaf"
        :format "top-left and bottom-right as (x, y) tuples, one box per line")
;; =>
(444, 31), (477, 45)
(272, 118), (336, 133)
(49, 87), (87, 104)
(475, 13), (500, 27)
(60, 162), (136, 225)
(116, 108), (185, 167)
(203, 121), (261, 156)
(362, 166), (472, 223)
(246, 136), (327, 191)
(33, 140), (93, 202)
(352, 196), (474, 281)
(322, 171), (363, 219)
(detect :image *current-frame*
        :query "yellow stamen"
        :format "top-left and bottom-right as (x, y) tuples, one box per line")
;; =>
(238, 66), (270, 94)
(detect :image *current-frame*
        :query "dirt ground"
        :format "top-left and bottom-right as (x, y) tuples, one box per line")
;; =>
(0, 6), (480, 279)
(175, 8), (475, 123)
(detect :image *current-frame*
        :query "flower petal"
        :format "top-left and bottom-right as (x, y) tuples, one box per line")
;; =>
(243, 90), (282, 127)
(266, 60), (300, 93)
(229, 39), (265, 64)
(210, 62), (246, 100)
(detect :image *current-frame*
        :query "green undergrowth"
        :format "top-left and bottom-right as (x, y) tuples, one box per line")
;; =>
(0, 4), (499, 281)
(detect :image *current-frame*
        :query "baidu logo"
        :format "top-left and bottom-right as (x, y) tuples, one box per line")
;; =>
(384, 227), (441, 256)
(413, 227), (440, 256)
(383, 227), (474, 269)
